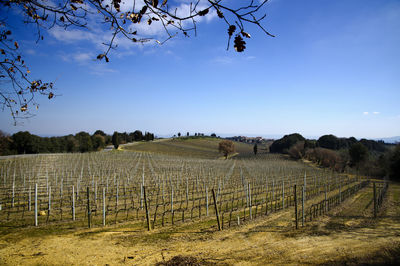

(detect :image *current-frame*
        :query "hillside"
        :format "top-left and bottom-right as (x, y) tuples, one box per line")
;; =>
(122, 137), (259, 159)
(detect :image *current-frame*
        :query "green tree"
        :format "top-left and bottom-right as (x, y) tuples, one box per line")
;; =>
(317, 135), (339, 150)
(75, 131), (93, 153)
(112, 131), (119, 149)
(388, 145), (400, 181)
(11, 131), (34, 154)
(269, 133), (305, 153)
(0, 130), (13, 155)
(133, 130), (143, 141)
(94, 130), (106, 136)
(65, 135), (78, 152)
(219, 140), (235, 159)
(92, 134), (106, 151)
(349, 143), (368, 167)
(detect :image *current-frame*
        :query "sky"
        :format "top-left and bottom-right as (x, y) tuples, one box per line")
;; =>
(1, 0), (399, 139)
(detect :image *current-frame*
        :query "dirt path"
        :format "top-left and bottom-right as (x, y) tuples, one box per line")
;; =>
(1, 184), (399, 265)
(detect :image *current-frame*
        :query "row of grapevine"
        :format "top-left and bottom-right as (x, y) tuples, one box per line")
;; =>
(0, 152), (360, 230)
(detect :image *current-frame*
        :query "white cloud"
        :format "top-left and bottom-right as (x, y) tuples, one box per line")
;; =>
(73, 52), (94, 63)
(363, 112), (369, 115)
(48, 0), (217, 48)
(60, 51), (94, 64)
(373, 111), (380, 115)
(212, 56), (234, 65)
(25, 49), (36, 55)
(88, 63), (117, 76)
(48, 27), (97, 43)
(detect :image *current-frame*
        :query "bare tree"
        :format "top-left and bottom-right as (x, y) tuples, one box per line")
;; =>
(219, 139), (235, 159)
(1, 0), (274, 123)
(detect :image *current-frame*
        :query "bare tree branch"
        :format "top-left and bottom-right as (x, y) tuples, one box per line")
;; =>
(0, 0), (275, 123)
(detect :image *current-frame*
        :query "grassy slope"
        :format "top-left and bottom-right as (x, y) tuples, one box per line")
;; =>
(1, 183), (399, 265)
(123, 137), (257, 159)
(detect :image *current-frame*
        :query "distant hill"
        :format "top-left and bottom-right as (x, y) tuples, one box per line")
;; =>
(123, 137), (254, 159)
(375, 136), (400, 144)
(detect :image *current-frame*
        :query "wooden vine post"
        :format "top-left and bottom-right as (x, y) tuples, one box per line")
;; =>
(87, 187), (91, 228)
(143, 186), (151, 231)
(34, 183), (38, 227)
(294, 185), (298, 229)
(212, 188), (221, 231)
(373, 182), (377, 218)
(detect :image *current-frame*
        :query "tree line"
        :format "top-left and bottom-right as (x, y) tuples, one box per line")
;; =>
(269, 133), (400, 181)
(0, 130), (154, 155)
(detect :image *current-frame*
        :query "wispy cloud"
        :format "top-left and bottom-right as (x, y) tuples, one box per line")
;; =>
(212, 56), (234, 65)
(60, 51), (95, 64)
(88, 63), (117, 76)
(48, 0), (217, 48)
(364, 111), (380, 115)
(48, 27), (98, 43)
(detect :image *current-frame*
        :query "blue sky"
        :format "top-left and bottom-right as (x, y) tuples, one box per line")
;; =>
(1, 0), (399, 139)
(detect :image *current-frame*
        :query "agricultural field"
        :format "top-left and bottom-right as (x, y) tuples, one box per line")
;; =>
(0, 138), (398, 265)
(121, 137), (259, 159)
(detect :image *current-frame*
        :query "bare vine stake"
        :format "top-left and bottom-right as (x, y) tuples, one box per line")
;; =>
(324, 183), (328, 213)
(206, 186), (209, 216)
(28, 185), (31, 211)
(103, 187), (106, 226)
(272, 180), (275, 201)
(282, 180), (285, 210)
(245, 181), (249, 208)
(34, 183), (38, 226)
(373, 182), (377, 218)
(140, 185), (143, 209)
(143, 186), (150, 231)
(302, 185), (305, 227)
(248, 183), (252, 220)
(294, 185), (298, 229)
(94, 181), (97, 207)
(48, 186), (51, 222)
(212, 188), (221, 231)
(12, 180), (15, 208)
(304, 172), (307, 201)
(171, 186), (174, 213)
(87, 187), (91, 228)
(72, 186), (75, 221)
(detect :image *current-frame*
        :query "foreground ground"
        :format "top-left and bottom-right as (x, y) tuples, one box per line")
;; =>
(0, 182), (399, 265)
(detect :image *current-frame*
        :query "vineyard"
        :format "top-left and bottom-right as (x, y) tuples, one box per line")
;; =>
(1, 149), (364, 230)
(0, 140), (397, 265)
